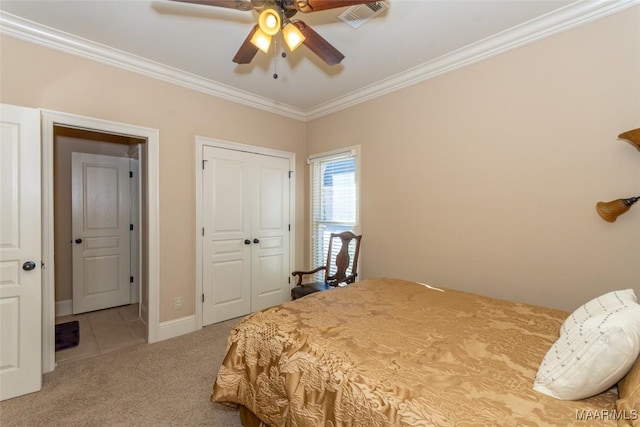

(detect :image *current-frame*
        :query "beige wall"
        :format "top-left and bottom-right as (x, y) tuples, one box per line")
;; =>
(307, 7), (640, 311)
(0, 35), (307, 322)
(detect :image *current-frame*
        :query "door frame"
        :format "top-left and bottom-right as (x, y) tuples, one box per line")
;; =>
(129, 155), (141, 305)
(195, 136), (296, 327)
(41, 110), (161, 373)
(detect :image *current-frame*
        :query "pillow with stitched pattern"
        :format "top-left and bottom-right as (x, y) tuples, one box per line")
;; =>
(534, 294), (640, 400)
(560, 289), (637, 336)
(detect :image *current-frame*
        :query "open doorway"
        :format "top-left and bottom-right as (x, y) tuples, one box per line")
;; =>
(41, 110), (161, 374)
(52, 126), (147, 363)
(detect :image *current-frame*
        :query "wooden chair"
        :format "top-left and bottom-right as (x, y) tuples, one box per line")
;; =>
(291, 231), (362, 300)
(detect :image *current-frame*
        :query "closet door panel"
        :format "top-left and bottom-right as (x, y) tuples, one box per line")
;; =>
(250, 155), (290, 312)
(202, 147), (251, 325)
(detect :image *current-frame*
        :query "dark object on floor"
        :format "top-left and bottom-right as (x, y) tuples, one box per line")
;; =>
(55, 321), (80, 352)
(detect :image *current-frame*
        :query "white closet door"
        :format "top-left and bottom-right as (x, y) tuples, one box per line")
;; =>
(201, 146), (290, 325)
(250, 155), (290, 312)
(0, 104), (42, 401)
(202, 147), (252, 325)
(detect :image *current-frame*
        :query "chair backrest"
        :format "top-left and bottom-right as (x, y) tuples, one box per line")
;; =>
(324, 231), (362, 287)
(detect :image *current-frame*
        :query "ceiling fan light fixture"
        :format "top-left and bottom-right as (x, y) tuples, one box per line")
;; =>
(282, 22), (305, 51)
(258, 8), (281, 36)
(250, 28), (272, 53)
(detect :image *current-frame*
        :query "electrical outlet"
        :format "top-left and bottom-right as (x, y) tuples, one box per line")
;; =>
(173, 296), (182, 311)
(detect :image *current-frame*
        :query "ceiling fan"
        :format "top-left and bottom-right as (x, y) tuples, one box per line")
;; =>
(170, 0), (377, 65)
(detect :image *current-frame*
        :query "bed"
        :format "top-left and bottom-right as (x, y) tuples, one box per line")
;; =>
(211, 278), (640, 426)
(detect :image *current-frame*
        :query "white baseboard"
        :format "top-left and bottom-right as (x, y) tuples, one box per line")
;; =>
(157, 315), (200, 342)
(55, 299), (72, 317)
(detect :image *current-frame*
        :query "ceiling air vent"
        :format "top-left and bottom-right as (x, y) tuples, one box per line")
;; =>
(338, 1), (389, 29)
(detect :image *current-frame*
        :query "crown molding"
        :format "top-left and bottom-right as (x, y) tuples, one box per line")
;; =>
(0, 11), (307, 121)
(1, 0), (637, 122)
(305, 0), (639, 121)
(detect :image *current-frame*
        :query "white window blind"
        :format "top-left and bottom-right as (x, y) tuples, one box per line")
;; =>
(309, 148), (359, 281)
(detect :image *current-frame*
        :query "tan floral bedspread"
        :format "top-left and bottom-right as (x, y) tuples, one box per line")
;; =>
(211, 278), (617, 426)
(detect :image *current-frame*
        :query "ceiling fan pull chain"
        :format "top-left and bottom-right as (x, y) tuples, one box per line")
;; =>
(273, 38), (279, 79)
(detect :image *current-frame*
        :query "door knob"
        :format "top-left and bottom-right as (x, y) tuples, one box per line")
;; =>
(244, 239), (251, 245)
(253, 238), (260, 244)
(22, 261), (36, 271)
(75, 238), (83, 244)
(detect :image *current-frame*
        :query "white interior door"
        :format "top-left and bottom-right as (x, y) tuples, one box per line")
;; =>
(250, 155), (290, 312)
(71, 153), (130, 314)
(202, 147), (252, 324)
(0, 104), (42, 401)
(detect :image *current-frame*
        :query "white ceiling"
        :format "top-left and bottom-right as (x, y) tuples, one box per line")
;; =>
(0, 0), (635, 120)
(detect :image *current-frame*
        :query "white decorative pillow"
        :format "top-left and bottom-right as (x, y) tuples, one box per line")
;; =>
(560, 289), (637, 336)
(534, 297), (640, 400)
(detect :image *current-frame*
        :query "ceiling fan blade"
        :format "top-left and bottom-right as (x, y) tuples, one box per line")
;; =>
(295, 0), (375, 13)
(293, 20), (344, 65)
(169, 0), (254, 11)
(233, 25), (260, 64)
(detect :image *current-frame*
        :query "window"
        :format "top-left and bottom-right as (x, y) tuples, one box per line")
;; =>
(308, 147), (360, 281)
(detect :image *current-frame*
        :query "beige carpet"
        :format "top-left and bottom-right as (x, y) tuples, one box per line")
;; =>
(0, 318), (244, 427)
